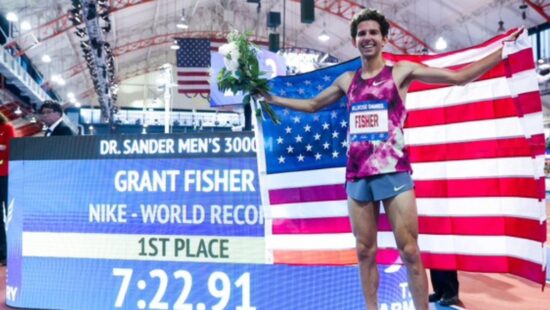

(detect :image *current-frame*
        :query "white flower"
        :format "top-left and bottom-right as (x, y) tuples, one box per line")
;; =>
(224, 58), (239, 76)
(218, 42), (233, 56)
(219, 42), (240, 59)
(219, 42), (241, 75)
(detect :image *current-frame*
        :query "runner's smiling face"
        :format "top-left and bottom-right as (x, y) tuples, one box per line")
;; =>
(352, 20), (387, 59)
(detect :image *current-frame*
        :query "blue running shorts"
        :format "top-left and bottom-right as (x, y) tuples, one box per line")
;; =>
(346, 172), (414, 202)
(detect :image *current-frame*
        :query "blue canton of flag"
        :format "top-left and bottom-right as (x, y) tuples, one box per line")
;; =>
(262, 59), (361, 174)
(176, 38), (211, 96)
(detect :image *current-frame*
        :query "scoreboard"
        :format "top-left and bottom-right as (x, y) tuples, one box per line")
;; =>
(7, 132), (412, 309)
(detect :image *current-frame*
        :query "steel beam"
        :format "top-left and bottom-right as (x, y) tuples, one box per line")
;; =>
(290, 0), (434, 54)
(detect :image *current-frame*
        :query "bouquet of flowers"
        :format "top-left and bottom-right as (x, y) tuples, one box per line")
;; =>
(217, 30), (280, 124)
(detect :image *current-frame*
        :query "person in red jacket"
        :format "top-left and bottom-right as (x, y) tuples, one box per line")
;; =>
(0, 111), (15, 265)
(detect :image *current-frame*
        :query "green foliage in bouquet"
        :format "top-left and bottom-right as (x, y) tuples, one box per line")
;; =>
(217, 31), (280, 124)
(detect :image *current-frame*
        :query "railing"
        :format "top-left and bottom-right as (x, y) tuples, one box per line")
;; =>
(0, 45), (51, 105)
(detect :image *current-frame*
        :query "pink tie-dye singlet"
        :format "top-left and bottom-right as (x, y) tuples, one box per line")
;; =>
(345, 65), (411, 181)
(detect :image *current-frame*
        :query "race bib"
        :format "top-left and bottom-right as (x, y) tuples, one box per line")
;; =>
(349, 100), (389, 142)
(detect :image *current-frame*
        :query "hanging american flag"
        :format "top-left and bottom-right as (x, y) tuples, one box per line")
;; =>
(176, 38), (267, 97)
(257, 30), (547, 285)
(175, 38), (224, 96)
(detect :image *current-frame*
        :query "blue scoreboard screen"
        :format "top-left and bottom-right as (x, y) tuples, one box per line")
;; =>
(7, 132), (411, 309)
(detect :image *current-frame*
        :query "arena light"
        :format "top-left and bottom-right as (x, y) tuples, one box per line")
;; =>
(20, 21), (31, 31)
(75, 27), (86, 38)
(318, 30), (330, 42)
(6, 12), (18, 22)
(41, 54), (52, 63)
(176, 8), (188, 30)
(170, 40), (180, 50)
(435, 37), (447, 51)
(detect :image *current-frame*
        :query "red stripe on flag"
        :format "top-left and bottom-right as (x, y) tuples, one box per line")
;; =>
(415, 178), (543, 199)
(273, 217), (351, 234)
(408, 137), (535, 163)
(418, 217), (546, 242)
(273, 216), (545, 242)
(269, 184), (346, 205)
(177, 90), (210, 94)
(177, 72), (210, 77)
(527, 134), (546, 157)
(507, 48), (537, 74)
(516, 91), (543, 116)
(406, 97), (518, 128)
(177, 80), (209, 85)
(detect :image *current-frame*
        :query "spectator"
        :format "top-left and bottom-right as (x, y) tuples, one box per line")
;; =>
(0, 111), (15, 265)
(38, 101), (76, 136)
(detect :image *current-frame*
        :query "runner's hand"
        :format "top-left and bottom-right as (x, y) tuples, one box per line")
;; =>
(503, 27), (524, 42)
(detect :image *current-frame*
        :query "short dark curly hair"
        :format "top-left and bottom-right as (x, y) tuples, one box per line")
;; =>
(350, 8), (390, 39)
(39, 100), (63, 115)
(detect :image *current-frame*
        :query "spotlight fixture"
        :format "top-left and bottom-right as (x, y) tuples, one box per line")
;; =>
(170, 40), (180, 50)
(6, 12), (18, 22)
(318, 30), (330, 42)
(20, 21), (31, 31)
(176, 9), (188, 29)
(102, 22), (111, 33)
(98, 2), (109, 10)
(519, 2), (528, 20)
(176, 18), (189, 29)
(69, 10), (82, 25)
(497, 20), (505, 33)
(71, 0), (81, 8)
(86, 3), (97, 20)
(75, 27), (86, 38)
(318, 21), (330, 42)
(435, 37), (448, 50)
(41, 54), (52, 63)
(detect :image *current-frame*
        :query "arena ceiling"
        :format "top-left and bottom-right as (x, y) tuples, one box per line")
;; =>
(0, 0), (548, 111)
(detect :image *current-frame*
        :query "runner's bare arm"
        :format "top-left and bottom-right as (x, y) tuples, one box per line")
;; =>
(263, 72), (354, 113)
